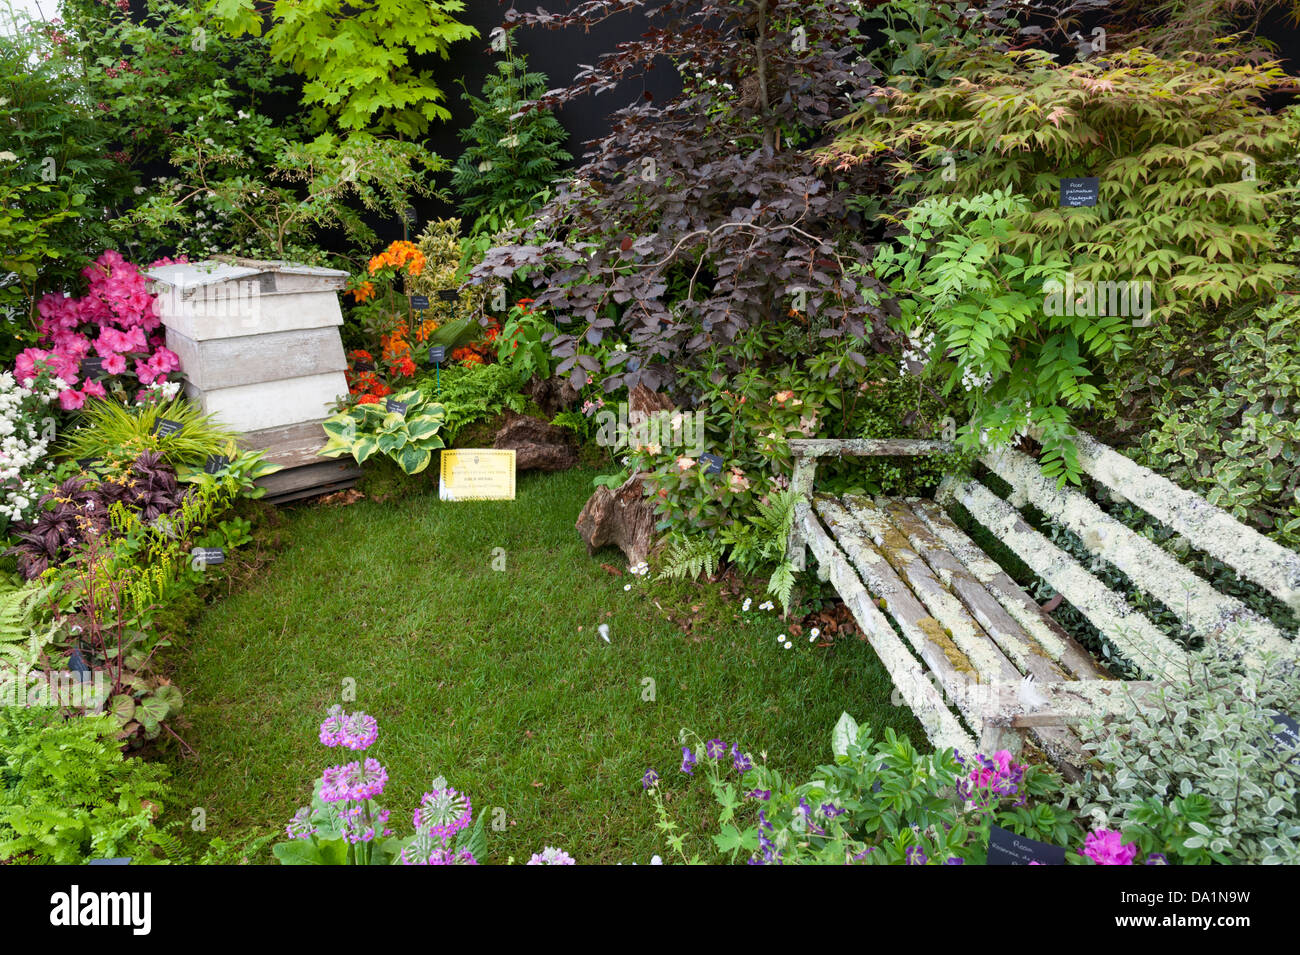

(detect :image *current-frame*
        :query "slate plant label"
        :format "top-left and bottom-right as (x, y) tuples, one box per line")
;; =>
(410, 294), (430, 311)
(152, 418), (183, 438)
(1059, 176), (1100, 207)
(437, 289), (459, 303)
(429, 346), (446, 364)
(204, 454), (231, 474)
(76, 456), (100, 470)
(986, 825), (1066, 865)
(354, 359), (375, 372)
(700, 452), (724, 475)
(1269, 712), (1300, 764)
(386, 398), (409, 416)
(192, 547), (225, 566)
(79, 354), (105, 379)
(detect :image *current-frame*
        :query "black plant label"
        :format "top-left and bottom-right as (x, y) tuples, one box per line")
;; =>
(205, 454), (231, 474)
(79, 355), (106, 380)
(410, 294), (430, 311)
(1059, 177), (1100, 207)
(1269, 712), (1299, 765)
(191, 547), (225, 566)
(428, 346), (446, 364)
(152, 419), (183, 438)
(986, 825), (1065, 865)
(700, 453), (724, 475)
(437, 289), (459, 303)
(386, 399), (409, 416)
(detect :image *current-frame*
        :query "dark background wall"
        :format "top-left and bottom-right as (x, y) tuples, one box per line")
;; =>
(392, 0), (682, 233)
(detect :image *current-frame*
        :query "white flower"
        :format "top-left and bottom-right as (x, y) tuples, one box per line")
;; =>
(623, 583), (631, 591)
(784, 641), (793, 649)
(742, 597), (752, 612)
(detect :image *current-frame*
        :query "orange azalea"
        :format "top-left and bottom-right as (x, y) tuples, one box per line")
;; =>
(367, 240), (426, 277)
(351, 281), (376, 303)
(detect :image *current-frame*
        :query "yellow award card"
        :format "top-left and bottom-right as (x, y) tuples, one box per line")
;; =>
(439, 449), (516, 501)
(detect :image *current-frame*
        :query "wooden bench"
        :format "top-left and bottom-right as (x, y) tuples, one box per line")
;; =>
(786, 433), (1300, 770)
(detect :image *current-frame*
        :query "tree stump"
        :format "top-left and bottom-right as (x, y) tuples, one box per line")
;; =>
(493, 411), (579, 472)
(575, 471), (657, 566)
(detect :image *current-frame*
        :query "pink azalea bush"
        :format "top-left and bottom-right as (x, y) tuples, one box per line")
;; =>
(15, 250), (182, 410)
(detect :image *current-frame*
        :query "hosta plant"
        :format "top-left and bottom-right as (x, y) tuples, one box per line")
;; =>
(318, 389), (448, 475)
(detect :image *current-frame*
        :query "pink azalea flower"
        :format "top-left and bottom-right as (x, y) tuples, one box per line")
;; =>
(57, 388), (86, 411)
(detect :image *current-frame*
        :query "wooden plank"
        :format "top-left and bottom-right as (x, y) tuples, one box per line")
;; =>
(187, 371), (348, 434)
(971, 680), (1160, 727)
(881, 499), (1073, 684)
(258, 458), (361, 500)
(815, 497), (987, 724)
(242, 419), (339, 472)
(797, 504), (975, 753)
(944, 477), (1189, 680)
(169, 326), (347, 391)
(840, 494), (1085, 767)
(1072, 430), (1300, 614)
(983, 447), (1290, 659)
(909, 499), (1109, 680)
(789, 438), (956, 459)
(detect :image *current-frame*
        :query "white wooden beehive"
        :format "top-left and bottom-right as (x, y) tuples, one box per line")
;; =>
(145, 258), (361, 501)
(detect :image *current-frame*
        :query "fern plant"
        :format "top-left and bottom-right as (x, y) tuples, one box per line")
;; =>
(867, 188), (1123, 482)
(450, 46), (572, 230)
(0, 576), (55, 669)
(0, 708), (174, 864)
(659, 489), (802, 613)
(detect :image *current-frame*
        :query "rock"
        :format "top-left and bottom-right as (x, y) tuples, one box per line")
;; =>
(493, 411), (579, 472)
(575, 471), (657, 566)
(523, 375), (581, 417)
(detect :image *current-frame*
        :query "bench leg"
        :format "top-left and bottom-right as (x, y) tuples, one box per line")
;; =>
(978, 720), (1025, 759)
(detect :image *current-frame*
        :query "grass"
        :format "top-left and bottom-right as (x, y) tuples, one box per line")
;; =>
(168, 467), (922, 863)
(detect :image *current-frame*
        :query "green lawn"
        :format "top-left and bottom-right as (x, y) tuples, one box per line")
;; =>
(169, 468), (922, 863)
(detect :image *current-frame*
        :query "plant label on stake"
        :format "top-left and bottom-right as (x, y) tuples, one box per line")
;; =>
(437, 289), (459, 303)
(386, 398), (409, 416)
(190, 547), (225, 570)
(353, 358), (374, 372)
(428, 346), (446, 364)
(151, 418), (183, 438)
(410, 294), (430, 312)
(986, 825), (1066, 865)
(204, 454), (231, 474)
(700, 453), (724, 475)
(1059, 177), (1099, 207)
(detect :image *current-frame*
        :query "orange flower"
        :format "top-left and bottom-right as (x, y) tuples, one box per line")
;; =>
(368, 240), (426, 277)
(351, 281), (376, 303)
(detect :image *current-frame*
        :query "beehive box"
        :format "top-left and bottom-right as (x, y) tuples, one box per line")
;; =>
(145, 258), (361, 503)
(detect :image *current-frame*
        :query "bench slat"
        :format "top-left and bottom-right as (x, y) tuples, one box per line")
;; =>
(881, 499), (1073, 684)
(795, 502), (974, 752)
(815, 497), (985, 725)
(909, 499), (1110, 680)
(984, 447), (1290, 661)
(944, 478), (1190, 680)
(1073, 430), (1300, 613)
